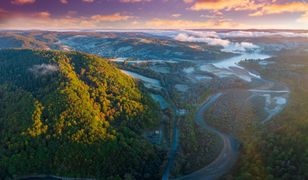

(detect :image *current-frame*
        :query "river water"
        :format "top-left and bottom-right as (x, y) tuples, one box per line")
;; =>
(120, 69), (162, 90)
(120, 52), (289, 180)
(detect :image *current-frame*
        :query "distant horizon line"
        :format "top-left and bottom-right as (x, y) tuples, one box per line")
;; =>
(1, 28), (308, 32)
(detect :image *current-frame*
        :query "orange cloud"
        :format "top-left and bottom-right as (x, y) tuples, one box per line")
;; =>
(1, 16), (94, 30)
(11, 0), (35, 5)
(120, 0), (151, 3)
(249, 1), (308, 16)
(190, 0), (262, 11)
(190, 0), (308, 19)
(145, 18), (247, 29)
(183, 0), (194, 3)
(189, 0), (308, 27)
(91, 13), (132, 21)
(36, 11), (50, 18)
(0, 12), (135, 30)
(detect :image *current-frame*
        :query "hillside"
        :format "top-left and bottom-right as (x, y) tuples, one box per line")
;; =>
(0, 49), (164, 179)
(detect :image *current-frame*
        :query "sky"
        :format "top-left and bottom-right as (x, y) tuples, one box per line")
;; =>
(1, 0), (308, 30)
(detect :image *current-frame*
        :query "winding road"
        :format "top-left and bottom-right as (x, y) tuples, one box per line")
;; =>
(175, 93), (240, 180)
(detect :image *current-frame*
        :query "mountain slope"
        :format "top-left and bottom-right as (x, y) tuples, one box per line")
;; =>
(0, 49), (164, 179)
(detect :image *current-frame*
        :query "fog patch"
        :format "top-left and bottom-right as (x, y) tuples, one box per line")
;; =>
(175, 33), (230, 47)
(29, 64), (59, 76)
(174, 32), (259, 53)
(222, 42), (259, 53)
(219, 31), (308, 38)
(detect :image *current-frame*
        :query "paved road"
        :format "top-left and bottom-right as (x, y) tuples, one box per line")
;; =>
(162, 124), (179, 180)
(162, 84), (181, 180)
(175, 93), (240, 180)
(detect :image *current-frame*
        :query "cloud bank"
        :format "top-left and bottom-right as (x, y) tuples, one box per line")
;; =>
(174, 31), (259, 53)
(218, 31), (308, 38)
(171, 29), (308, 53)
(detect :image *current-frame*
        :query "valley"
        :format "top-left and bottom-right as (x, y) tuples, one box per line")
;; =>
(0, 30), (308, 179)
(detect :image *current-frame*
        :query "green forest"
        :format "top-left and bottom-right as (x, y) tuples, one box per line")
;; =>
(0, 49), (164, 179)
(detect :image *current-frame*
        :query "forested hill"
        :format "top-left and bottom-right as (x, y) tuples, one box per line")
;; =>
(0, 49), (164, 179)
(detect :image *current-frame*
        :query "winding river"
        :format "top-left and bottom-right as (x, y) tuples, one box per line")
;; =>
(163, 53), (290, 180)
(118, 53), (289, 180)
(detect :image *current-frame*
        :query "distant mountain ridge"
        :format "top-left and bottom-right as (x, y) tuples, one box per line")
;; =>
(0, 31), (233, 61)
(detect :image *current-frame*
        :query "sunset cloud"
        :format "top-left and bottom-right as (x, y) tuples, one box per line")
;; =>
(120, 0), (151, 3)
(82, 0), (95, 3)
(186, 0), (308, 28)
(91, 13), (132, 21)
(189, 0), (262, 11)
(145, 18), (246, 29)
(1, 16), (95, 29)
(36, 11), (50, 18)
(189, 0), (308, 20)
(172, 14), (182, 18)
(11, 0), (35, 5)
(249, 1), (308, 16)
(1, 0), (308, 29)
(59, 0), (68, 4)
(0, 12), (135, 29)
(183, 0), (194, 3)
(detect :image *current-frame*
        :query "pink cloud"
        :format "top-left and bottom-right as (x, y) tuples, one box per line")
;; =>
(11, 0), (36, 5)
(91, 13), (132, 21)
(82, 0), (95, 3)
(36, 11), (50, 18)
(120, 0), (151, 3)
(59, 0), (68, 4)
